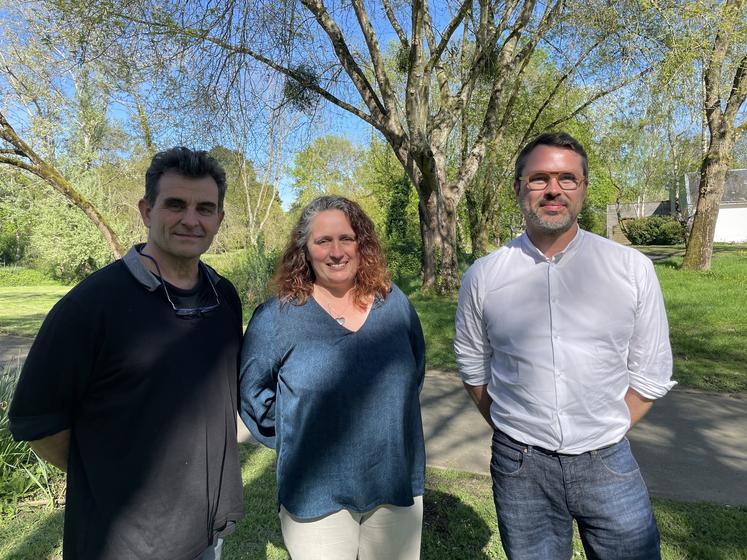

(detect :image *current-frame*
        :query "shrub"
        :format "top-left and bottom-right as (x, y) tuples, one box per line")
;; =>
(622, 216), (685, 246)
(223, 241), (279, 316)
(0, 266), (59, 287)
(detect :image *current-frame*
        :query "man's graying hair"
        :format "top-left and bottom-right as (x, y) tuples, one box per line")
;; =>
(514, 132), (588, 182)
(144, 147), (227, 209)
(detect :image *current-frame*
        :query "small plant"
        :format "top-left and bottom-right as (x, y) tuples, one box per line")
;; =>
(0, 368), (65, 517)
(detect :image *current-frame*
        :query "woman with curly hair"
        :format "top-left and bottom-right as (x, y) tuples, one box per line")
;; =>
(239, 195), (426, 559)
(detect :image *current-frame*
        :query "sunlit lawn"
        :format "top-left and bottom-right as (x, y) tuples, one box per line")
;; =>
(0, 286), (70, 338)
(2, 444), (746, 560)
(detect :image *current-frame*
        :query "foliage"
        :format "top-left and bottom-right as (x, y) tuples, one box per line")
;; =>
(0, 368), (65, 518)
(0, 224), (26, 266)
(26, 195), (113, 283)
(0, 267), (56, 288)
(221, 241), (280, 316)
(208, 146), (288, 252)
(623, 217), (685, 245)
(358, 140), (423, 285)
(283, 64), (320, 113)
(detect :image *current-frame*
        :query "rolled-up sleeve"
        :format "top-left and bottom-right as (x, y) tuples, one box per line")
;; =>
(627, 257), (676, 399)
(10, 296), (94, 442)
(239, 302), (282, 448)
(454, 264), (492, 386)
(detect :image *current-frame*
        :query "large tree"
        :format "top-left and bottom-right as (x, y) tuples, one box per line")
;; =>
(72, 0), (655, 291)
(680, 0), (747, 269)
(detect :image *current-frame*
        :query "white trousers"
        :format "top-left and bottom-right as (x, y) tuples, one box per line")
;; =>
(279, 496), (423, 560)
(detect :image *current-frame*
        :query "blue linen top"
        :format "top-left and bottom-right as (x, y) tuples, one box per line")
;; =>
(239, 284), (426, 518)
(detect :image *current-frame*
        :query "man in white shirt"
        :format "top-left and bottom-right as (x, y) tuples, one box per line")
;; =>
(454, 132), (675, 559)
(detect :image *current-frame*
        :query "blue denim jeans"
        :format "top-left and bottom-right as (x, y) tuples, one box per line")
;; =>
(490, 430), (660, 560)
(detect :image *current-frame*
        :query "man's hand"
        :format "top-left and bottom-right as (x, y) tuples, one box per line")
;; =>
(463, 383), (495, 429)
(29, 429), (71, 472)
(625, 388), (654, 429)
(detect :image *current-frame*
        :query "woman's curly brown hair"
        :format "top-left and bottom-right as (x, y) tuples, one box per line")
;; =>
(274, 196), (391, 308)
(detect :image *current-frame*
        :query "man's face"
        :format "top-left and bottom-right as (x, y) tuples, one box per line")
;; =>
(138, 171), (224, 263)
(514, 145), (587, 238)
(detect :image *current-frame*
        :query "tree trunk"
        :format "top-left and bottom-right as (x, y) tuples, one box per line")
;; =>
(466, 186), (490, 258)
(438, 191), (459, 293)
(418, 190), (438, 290)
(682, 142), (731, 270)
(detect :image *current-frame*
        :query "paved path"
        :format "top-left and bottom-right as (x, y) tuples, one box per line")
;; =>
(4, 336), (746, 505)
(421, 370), (747, 506)
(0, 334), (33, 369)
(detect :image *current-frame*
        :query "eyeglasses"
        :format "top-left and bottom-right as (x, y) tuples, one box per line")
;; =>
(139, 252), (221, 319)
(520, 172), (585, 191)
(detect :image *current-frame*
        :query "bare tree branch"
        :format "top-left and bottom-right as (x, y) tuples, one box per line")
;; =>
(544, 66), (654, 130)
(521, 38), (604, 144)
(724, 53), (747, 123)
(382, 0), (409, 49)
(350, 0), (398, 115)
(300, 0), (387, 120)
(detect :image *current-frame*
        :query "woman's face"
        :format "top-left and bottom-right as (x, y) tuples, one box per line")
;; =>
(306, 209), (360, 292)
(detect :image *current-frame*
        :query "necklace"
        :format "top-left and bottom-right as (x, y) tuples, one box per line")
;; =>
(317, 290), (353, 326)
(327, 299), (352, 326)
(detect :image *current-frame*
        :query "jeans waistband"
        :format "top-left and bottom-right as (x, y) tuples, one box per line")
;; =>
(494, 428), (620, 457)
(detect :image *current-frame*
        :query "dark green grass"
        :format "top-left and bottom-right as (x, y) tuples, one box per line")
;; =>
(3, 445), (745, 560)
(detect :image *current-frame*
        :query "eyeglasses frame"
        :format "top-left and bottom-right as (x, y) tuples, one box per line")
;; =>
(519, 171), (586, 191)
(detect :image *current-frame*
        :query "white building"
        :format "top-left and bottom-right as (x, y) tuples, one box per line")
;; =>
(683, 169), (747, 243)
(606, 169), (747, 243)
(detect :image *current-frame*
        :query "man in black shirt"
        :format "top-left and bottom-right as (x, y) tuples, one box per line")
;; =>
(10, 147), (245, 559)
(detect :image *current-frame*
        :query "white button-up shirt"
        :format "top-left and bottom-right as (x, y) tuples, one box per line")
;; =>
(454, 229), (675, 454)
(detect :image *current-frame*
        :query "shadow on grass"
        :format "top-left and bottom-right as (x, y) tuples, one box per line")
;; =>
(228, 444), (495, 559)
(422, 487), (493, 559)
(1, 508), (63, 560)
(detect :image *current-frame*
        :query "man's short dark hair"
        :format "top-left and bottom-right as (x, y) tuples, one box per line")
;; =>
(514, 132), (588, 183)
(144, 147), (227, 209)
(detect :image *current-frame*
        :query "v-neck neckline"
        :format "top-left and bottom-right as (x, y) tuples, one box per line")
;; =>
(309, 295), (373, 334)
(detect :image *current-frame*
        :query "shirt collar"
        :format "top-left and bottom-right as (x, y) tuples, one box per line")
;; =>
(521, 227), (585, 264)
(123, 244), (220, 292)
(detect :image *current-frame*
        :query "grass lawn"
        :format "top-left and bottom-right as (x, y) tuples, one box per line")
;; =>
(2, 444), (746, 560)
(0, 286), (70, 338)
(640, 245), (747, 393)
